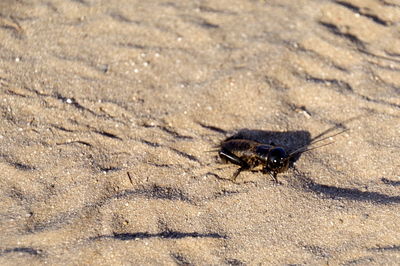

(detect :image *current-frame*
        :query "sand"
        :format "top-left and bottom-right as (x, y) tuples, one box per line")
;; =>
(1, 0), (399, 264)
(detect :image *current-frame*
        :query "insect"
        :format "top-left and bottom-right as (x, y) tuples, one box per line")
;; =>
(218, 129), (348, 182)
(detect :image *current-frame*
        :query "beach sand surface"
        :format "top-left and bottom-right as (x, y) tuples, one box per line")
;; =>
(1, 0), (399, 264)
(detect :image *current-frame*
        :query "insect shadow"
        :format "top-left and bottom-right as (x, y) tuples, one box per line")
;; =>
(216, 127), (347, 182)
(293, 172), (400, 205)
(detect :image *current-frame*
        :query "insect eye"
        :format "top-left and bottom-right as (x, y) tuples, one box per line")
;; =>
(269, 156), (280, 164)
(268, 148), (287, 167)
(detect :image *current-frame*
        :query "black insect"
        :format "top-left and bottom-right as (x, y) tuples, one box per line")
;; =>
(218, 129), (348, 182)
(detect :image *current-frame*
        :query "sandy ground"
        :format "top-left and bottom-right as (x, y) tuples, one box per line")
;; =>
(1, 0), (400, 265)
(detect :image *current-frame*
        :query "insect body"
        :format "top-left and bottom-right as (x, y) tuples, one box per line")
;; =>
(219, 139), (289, 182)
(218, 129), (348, 182)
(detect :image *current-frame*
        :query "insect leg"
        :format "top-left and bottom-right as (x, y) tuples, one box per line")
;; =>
(263, 168), (279, 183)
(219, 150), (247, 166)
(270, 172), (279, 183)
(219, 150), (249, 181)
(232, 167), (247, 181)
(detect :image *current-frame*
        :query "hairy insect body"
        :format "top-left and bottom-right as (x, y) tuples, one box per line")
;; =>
(220, 139), (267, 170)
(219, 139), (284, 181)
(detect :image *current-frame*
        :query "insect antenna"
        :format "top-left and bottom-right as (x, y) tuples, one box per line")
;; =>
(310, 127), (349, 143)
(309, 128), (349, 146)
(289, 128), (349, 157)
(289, 141), (334, 157)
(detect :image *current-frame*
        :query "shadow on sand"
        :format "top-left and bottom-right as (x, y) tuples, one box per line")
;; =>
(91, 231), (228, 241)
(292, 172), (400, 205)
